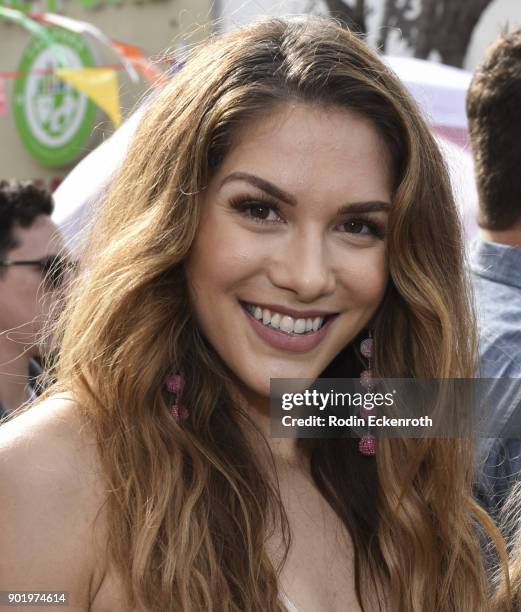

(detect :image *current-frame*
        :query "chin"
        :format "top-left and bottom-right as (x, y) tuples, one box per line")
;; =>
(241, 366), (322, 400)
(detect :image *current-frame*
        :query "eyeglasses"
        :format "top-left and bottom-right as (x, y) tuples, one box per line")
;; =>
(0, 255), (76, 289)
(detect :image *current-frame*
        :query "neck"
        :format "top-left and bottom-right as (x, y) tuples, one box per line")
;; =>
(480, 227), (521, 249)
(0, 337), (31, 415)
(236, 385), (308, 470)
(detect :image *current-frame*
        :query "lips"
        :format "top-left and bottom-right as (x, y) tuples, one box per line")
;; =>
(242, 301), (334, 334)
(241, 300), (336, 319)
(240, 301), (338, 353)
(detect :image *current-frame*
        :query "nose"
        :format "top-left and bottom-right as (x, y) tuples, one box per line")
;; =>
(267, 229), (336, 302)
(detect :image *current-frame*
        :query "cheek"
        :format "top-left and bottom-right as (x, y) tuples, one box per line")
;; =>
(337, 248), (388, 306)
(186, 213), (264, 297)
(0, 278), (40, 331)
(7, 276), (34, 308)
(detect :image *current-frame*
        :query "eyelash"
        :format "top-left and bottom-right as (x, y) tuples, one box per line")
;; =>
(229, 195), (386, 239)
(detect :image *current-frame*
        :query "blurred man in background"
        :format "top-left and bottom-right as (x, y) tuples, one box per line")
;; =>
(467, 29), (521, 516)
(0, 181), (68, 418)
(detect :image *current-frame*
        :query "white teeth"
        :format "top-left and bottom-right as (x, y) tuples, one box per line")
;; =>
(244, 302), (329, 334)
(280, 316), (295, 333)
(294, 318), (306, 334)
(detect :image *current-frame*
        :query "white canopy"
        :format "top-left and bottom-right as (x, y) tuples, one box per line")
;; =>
(386, 56), (472, 130)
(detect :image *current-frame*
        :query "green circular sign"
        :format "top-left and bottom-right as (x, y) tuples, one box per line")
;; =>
(13, 28), (98, 167)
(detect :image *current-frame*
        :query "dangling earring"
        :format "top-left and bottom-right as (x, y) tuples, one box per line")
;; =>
(358, 330), (376, 456)
(165, 372), (189, 421)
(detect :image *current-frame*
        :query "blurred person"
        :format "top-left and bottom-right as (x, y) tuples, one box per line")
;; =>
(0, 17), (508, 612)
(467, 29), (521, 519)
(0, 180), (67, 417)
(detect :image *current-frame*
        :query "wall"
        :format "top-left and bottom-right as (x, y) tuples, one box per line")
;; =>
(0, 0), (213, 183)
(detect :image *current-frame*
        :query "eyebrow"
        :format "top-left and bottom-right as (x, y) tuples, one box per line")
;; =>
(219, 172), (391, 214)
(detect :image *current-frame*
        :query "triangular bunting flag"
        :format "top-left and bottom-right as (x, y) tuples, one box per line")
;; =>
(112, 40), (167, 86)
(55, 67), (121, 127)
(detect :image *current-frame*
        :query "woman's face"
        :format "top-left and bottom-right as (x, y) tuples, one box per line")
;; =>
(186, 102), (392, 400)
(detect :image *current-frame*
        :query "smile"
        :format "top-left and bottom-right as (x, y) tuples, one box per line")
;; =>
(240, 301), (338, 354)
(243, 302), (327, 334)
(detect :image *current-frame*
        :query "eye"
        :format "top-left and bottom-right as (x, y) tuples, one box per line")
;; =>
(230, 197), (283, 224)
(342, 220), (371, 234)
(337, 217), (385, 239)
(248, 203), (279, 221)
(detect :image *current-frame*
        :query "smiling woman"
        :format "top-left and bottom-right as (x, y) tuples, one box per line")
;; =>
(0, 15), (508, 612)
(186, 104), (391, 395)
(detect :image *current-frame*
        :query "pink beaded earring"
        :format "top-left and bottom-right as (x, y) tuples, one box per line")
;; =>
(165, 372), (189, 421)
(358, 331), (376, 456)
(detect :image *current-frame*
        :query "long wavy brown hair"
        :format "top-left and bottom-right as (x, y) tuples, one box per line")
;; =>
(47, 15), (507, 611)
(491, 481), (521, 611)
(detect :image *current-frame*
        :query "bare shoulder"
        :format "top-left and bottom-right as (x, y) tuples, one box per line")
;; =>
(0, 394), (109, 611)
(1, 392), (93, 452)
(0, 393), (103, 508)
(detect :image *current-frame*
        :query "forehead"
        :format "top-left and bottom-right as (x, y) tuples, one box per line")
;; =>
(9, 215), (64, 259)
(214, 102), (393, 200)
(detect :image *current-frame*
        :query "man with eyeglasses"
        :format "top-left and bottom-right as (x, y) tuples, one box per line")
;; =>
(0, 180), (70, 418)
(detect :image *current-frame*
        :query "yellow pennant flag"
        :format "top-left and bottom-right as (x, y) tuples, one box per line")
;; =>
(55, 67), (121, 128)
